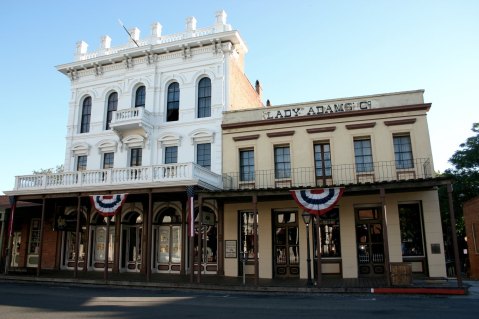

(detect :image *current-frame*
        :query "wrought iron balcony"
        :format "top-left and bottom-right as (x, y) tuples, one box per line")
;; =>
(13, 163), (223, 193)
(222, 158), (434, 190)
(109, 107), (153, 133)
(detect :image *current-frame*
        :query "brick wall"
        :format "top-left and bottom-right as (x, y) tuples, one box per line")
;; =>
(41, 216), (59, 269)
(229, 60), (263, 110)
(464, 196), (479, 279)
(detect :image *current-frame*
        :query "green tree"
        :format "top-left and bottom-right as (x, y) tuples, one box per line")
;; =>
(439, 123), (479, 271)
(32, 164), (64, 175)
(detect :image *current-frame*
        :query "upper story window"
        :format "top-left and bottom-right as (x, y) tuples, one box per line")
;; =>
(165, 146), (178, 164)
(135, 85), (145, 108)
(197, 77), (211, 118)
(314, 143), (332, 178)
(393, 134), (414, 169)
(167, 82), (180, 122)
(354, 138), (373, 173)
(105, 92), (118, 130)
(240, 149), (255, 181)
(196, 143), (211, 169)
(103, 152), (114, 169)
(77, 155), (87, 171)
(80, 97), (91, 133)
(130, 148), (142, 167)
(274, 146), (291, 179)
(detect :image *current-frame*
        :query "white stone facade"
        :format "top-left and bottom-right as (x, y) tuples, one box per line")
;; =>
(12, 11), (262, 193)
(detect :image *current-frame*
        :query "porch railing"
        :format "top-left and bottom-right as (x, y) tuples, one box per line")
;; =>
(14, 162), (223, 191)
(222, 158), (433, 190)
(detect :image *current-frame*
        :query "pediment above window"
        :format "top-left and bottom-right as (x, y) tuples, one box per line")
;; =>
(122, 134), (145, 148)
(96, 139), (118, 153)
(158, 133), (182, 148)
(189, 129), (215, 144)
(71, 143), (90, 156)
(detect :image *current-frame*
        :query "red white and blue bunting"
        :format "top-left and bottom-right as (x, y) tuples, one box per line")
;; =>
(90, 194), (128, 217)
(290, 188), (344, 215)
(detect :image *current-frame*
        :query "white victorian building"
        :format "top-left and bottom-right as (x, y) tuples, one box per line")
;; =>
(4, 11), (262, 277)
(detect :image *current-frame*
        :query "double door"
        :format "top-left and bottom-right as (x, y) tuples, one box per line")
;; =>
(273, 211), (299, 277)
(156, 225), (181, 273)
(356, 207), (385, 276)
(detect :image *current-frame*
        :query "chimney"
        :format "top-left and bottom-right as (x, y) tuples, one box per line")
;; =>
(100, 35), (111, 50)
(76, 41), (88, 55)
(255, 80), (263, 100)
(266, 100), (271, 107)
(216, 10), (227, 25)
(214, 10), (231, 32)
(75, 41), (88, 60)
(186, 16), (197, 32)
(151, 22), (162, 37)
(129, 27), (140, 43)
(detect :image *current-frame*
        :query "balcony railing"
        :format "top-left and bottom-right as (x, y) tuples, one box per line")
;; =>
(109, 107), (153, 132)
(222, 158), (433, 190)
(13, 163), (223, 192)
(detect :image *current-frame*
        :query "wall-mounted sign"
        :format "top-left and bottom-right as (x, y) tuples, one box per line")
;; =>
(262, 100), (372, 120)
(202, 211), (215, 226)
(225, 240), (237, 258)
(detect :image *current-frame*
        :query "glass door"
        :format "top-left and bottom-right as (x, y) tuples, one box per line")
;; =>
(154, 208), (182, 273)
(356, 207), (385, 276)
(123, 226), (142, 272)
(11, 232), (21, 267)
(273, 211), (299, 278)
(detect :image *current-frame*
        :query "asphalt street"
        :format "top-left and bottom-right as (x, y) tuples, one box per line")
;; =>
(0, 282), (478, 319)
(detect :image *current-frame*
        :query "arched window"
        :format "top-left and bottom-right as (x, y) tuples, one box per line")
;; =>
(80, 96), (91, 133)
(197, 78), (211, 118)
(135, 85), (145, 108)
(167, 82), (180, 122)
(105, 92), (118, 130)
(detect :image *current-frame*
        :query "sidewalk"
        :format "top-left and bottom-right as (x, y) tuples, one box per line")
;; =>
(0, 270), (473, 295)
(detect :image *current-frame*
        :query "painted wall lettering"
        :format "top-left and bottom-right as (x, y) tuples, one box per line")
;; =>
(262, 100), (372, 120)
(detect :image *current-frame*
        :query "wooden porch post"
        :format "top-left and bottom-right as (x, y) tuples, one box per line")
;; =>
(113, 208), (120, 273)
(104, 216), (110, 281)
(253, 194), (259, 286)
(74, 195), (81, 279)
(217, 200), (224, 275)
(447, 183), (463, 288)
(197, 196), (203, 283)
(36, 197), (46, 277)
(380, 188), (391, 286)
(83, 206), (91, 273)
(146, 190), (153, 281)
(316, 215), (321, 286)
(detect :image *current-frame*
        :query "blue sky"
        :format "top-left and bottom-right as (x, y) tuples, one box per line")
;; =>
(1, 0), (478, 194)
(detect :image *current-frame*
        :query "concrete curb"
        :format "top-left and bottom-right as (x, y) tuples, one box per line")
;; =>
(372, 287), (468, 295)
(0, 275), (469, 296)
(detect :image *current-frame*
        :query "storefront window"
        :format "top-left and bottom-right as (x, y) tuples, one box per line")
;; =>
(313, 208), (341, 258)
(399, 203), (424, 257)
(239, 211), (257, 260)
(194, 206), (217, 263)
(29, 218), (41, 254)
